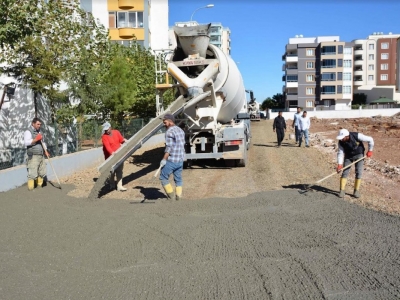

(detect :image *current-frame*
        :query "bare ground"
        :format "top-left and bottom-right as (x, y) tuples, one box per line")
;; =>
(65, 119), (400, 216)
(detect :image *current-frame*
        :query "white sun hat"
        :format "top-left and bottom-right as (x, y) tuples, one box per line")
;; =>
(336, 129), (349, 140)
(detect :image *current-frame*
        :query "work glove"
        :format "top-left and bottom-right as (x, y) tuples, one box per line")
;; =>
(336, 164), (343, 173)
(366, 151), (373, 158)
(160, 159), (167, 168)
(35, 133), (42, 142)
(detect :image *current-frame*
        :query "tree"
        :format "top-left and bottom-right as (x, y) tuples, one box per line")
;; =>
(0, 0), (109, 119)
(261, 97), (275, 110)
(272, 93), (285, 107)
(352, 93), (367, 106)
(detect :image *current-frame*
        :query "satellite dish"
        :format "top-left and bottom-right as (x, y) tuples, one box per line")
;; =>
(373, 32), (376, 35)
(295, 35), (299, 38)
(389, 32), (392, 35)
(300, 34), (303, 38)
(380, 32), (383, 35)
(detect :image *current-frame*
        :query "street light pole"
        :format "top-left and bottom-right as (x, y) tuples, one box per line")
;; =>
(190, 4), (214, 22)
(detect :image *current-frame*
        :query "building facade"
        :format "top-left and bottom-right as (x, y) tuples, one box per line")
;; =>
(352, 33), (400, 103)
(283, 36), (353, 111)
(81, 0), (168, 50)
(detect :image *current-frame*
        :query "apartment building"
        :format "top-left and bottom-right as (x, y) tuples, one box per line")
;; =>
(170, 21), (231, 55)
(81, 0), (169, 50)
(353, 33), (400, 102)
(282, 36), (354, 111)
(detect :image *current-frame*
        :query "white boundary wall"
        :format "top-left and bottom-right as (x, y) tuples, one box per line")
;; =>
(0, 134), (165, 193)
(270, 108), (400, 120)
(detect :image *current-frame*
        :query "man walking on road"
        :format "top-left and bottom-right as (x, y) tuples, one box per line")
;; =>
(298, 111), (310, 148)
(292, 107), (302, 144)
(336, 129), (374, 198)
(273, 111), (286, 147)
(102, 122), (128, 191)
(159, 113), (185, 201)
(24, 117), (50, 191)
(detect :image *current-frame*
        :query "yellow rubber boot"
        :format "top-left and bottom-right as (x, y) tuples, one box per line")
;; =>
(162, 183), (175, 200)
(338, 178), (347, 198)
(175, 186), (182, 201)
(28, 179), (35, 191)
(353, 179), (361, 198)
(37, 177), (44, 187)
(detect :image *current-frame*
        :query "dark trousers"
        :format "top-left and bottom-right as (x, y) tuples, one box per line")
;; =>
(276, 128), (285, 146)
(295, 126), (300, 142)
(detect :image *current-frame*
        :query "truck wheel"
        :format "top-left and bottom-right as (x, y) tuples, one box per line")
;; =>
(183, 160), (192, 169)
(237, 145), (247, 167)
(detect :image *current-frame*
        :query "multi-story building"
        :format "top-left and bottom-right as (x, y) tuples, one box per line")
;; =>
(397, 37), (400, 93)
(282, 36), (353, 111)
(170, 21), (231, 55)
(353, 33), (400, 102)
(81, 0), (168, 50)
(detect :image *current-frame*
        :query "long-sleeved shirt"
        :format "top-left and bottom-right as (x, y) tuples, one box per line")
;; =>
(102, 129), (124, 159)
(165, 125), (185, 163)
(298, 116), (310, 131)
(293, 112), (302, 127)
(24, 126), (47, 148)
(273, 116), (286, 129)
(337, 133), (374, 164)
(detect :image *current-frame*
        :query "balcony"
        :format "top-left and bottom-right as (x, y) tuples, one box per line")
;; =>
(321, 52), (336, 55)
(287, 82), (298, 88)
(354, 70), (363, 76)
(354, 48), (363, 55)
(286, 65), (298, 70)
(282, 64), (286, 71)
(286, 56), (298, 63)
(118, 28), (135, 38)
(286, 94), (298, 101)
(354, 78), (363, 86)
(118, 0), (135, 8)
(354, 60), (363, 66)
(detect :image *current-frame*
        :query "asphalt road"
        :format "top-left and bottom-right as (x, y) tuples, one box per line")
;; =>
(1, 183), (400, 299)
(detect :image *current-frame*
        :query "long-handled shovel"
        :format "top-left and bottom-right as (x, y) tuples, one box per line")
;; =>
(300, 155), (367, 194)
(42, 144), (62, 189)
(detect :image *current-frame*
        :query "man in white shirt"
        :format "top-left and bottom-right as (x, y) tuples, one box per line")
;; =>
(292, 107), (302, 144)
(336, 129), (374, 198)
(24, 118), (50, 190)
(298, 111), (310, 148)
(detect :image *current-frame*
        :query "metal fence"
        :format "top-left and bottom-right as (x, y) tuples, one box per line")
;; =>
(0, 118), (146, 171)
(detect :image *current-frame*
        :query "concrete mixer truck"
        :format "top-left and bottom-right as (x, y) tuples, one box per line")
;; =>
(165, 23), (251, 167)
(246, 90), (261, 121)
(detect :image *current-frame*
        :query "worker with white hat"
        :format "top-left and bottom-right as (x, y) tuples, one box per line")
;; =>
(101, 122), (128, 191)
(336, 129), (374, 198)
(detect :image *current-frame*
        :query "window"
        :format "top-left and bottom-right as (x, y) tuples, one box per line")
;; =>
(306, 75), (315, 82)
(306, 100), (313, 108)
(321, 46), (336, 55)
(338, 45), (343, 54)
(306, 49), (315, 56)
(111, 11), (144, 28)
(337, 72), (343, 80)
(381, 42), (389, 49)
(369, 54), (374, 60)
(344, 47), (352, 54)
(306, 87), (315, 95)
(286, 75), (298, 82)
(343, 86), (351, 94)
(337, 85), (342, 93)
(306, 61), (314, 69)
(109, 12), (116, 28)
(381, 63), (389, 70)
(343, 73), (351, 81)
(381, 53), (389, 59)
(321, 73), (336, 81)
(368, 75), (374, 81)
(322, 59), (336, 68)
(369, 44), (374, 50)
(381, 74), (388, 80)
(321, 86), (335, 94)
(338, 59), (343, 67)
(343, 60), (352, 67)
(368, 64), (374, 70)
(324, 100), (331, 107)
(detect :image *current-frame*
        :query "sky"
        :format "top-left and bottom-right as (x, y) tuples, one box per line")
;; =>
(168, 0), (400, 103)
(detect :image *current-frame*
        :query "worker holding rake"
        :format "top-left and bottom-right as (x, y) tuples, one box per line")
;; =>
(336, 129), (374, 198)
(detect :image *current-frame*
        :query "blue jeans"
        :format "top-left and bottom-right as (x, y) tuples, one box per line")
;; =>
(159, 160), (183, 186)
(299, 129), (309, 146)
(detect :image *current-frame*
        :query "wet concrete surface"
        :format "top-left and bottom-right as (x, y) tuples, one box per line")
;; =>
(1, 184), (400, 299)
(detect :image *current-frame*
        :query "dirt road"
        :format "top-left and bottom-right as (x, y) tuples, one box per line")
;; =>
(1, 121), (400, 299)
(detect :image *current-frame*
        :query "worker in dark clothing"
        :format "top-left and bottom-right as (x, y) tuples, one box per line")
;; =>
(273, 111), (286, 147)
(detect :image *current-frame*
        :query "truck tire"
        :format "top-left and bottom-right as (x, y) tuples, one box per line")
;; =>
(236, 145), (247, 167)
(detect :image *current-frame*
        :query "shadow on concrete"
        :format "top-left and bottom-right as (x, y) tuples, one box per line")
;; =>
(282, 184), (339, 197)
(253, 143), (298, 148)
(133, 186), (165, 202)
